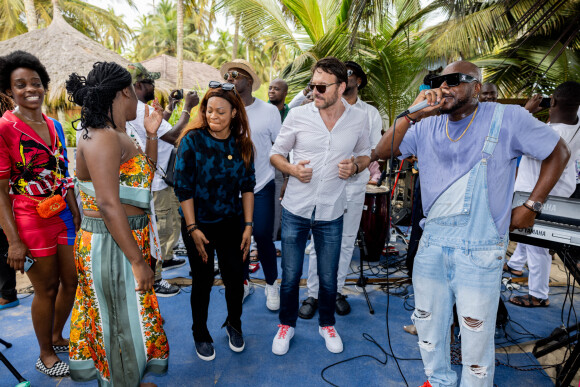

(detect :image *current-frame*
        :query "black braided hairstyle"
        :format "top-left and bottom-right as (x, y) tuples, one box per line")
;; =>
(65, 62), (132, 139)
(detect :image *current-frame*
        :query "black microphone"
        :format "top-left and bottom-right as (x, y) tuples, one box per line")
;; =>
(396, 99), (430, 119)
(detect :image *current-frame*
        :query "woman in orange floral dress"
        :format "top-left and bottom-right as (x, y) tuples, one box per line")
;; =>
(65, 62), (168, 386)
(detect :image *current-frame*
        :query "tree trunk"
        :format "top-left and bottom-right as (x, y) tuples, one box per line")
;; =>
(176, 0), (184, 88)
(232, 14), (240, 60)
(24, 0), (37, 31)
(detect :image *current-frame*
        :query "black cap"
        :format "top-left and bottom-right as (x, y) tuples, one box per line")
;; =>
(344, 61), (368, 90)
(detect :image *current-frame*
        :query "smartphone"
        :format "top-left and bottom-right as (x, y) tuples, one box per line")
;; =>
(23, 256), (34, 272)
(539, 97), (551, 108)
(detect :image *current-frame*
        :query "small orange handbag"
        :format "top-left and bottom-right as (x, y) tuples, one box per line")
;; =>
(35, 193), (67, 218)
(28, 191), (67, 218)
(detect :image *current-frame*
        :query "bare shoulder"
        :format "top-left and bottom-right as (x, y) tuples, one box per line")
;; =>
(78, 127), (124, 158)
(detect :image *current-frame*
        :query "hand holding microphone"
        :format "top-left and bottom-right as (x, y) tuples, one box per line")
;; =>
(397, 88), (445, 121)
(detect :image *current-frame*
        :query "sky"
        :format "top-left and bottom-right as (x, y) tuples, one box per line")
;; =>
(86, 0), (154, 29)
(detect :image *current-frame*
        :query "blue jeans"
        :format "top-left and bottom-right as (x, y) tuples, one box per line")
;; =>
(244, 179), (278, 285)
(279, 208), (342, 327)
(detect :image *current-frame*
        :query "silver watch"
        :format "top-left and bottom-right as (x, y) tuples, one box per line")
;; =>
(524, 199), (543, 213)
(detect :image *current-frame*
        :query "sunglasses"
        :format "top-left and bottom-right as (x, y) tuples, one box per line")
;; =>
(209, 81), (237, 93)
(223, 70), (251, 81)
(308, 82), (339, 94)
(428, 73), (478, 89)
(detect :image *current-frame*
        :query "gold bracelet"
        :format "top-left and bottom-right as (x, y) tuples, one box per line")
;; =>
(182, 110), (190, 117)
(164, 108), (172, 115)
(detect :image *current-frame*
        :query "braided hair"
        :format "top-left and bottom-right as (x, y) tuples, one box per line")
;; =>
(66, 62), (132, 138)
(0, 92), (14, 116)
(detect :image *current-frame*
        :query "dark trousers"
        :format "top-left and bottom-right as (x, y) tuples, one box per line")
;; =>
(182, 216), (244, 343)
(0, 229), (17, 302)
(244, 179), (278, 285)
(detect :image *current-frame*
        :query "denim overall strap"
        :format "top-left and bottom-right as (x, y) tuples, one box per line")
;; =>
(481, 104), (506, 160)
(413, 103), (508, 387)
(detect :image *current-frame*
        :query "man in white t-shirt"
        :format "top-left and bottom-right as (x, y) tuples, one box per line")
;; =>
(506, 82), (580, 307)
(299, 61), (382, 319)
(127, 63), (199, 297)
(221, 59), (282, 311)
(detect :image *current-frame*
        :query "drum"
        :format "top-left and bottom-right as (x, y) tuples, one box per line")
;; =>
(360, 185), (390, 261)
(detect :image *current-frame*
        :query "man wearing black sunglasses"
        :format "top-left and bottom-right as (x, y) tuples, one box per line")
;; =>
(270, 57), (371, 356)
(376, 60), (570, 386)
(220, 59), (282, 311)
(300, 61), (382, 319)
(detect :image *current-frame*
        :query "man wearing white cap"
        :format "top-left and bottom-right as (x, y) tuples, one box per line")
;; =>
(221, 59), (282, 311)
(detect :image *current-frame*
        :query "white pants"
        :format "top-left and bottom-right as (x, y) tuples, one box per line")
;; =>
(307, 184), (366, 298)
(508, 243), (551, 299)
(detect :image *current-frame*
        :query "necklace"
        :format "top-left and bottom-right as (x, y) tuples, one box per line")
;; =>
(445, 106), (478, 142)
(15, 108), (45, 125)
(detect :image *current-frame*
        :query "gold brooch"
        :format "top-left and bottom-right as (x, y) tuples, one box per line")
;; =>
(227, 155), (233, 160)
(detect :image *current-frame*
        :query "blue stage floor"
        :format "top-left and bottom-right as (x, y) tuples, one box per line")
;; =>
(0, 239), (576, 386)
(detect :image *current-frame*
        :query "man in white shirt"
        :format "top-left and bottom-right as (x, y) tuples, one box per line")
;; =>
(127, 63), (199, 297)
(221, 59), (282, 310)
(506, 82), (580, 307)
(270, 57), (371, 355)
(300, 61), (382, 318)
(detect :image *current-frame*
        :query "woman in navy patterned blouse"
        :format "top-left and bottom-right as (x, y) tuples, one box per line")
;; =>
(174, 82), (255, 361)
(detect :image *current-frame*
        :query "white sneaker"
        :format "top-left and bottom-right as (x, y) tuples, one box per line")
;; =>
(265, 282), (280, 311)
(242, 280), (252, 303)
(319, 326), (343, 353)
(272, 324), (294, 355)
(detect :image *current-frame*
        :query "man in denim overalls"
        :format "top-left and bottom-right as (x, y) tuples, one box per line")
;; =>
(376, 61), (570, 386)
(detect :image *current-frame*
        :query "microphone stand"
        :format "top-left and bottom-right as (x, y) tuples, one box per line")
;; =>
(0, 338), (30, 386)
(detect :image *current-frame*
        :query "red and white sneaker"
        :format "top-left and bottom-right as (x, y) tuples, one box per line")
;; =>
(272, 324), (294, 355)
(319, 326), (343, 353)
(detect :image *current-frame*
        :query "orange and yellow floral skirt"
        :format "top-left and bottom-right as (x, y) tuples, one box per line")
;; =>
(69, 214), (168, 386)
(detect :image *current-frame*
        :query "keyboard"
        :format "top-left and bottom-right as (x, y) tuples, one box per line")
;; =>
(509, 191), (580, 249)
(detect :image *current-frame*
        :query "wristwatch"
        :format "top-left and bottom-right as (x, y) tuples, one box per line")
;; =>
(523, 199), (543, 213)
(245, 222), (254, 228)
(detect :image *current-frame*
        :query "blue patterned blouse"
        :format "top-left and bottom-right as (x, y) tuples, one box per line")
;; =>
(174, 128), (255, 223)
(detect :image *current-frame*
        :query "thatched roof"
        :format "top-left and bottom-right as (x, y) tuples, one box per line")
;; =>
(141, 54), (222, 90)
(0, 13), (173, 108)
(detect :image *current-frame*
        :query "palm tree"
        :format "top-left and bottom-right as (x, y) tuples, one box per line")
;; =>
(216, 0), (425, 123)
(177, 0), (184, 88)
(133, 0), (206, 62)
(24, 0), (38, 30)
(392, 0), (580, 95)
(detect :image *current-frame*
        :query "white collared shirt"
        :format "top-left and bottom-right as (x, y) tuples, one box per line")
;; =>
(245, 98), (282, 192)
(270, 98), (371, 221)
(349, 98), (383, 186)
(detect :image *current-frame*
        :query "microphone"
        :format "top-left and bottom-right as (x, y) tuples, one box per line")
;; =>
(396, 99), (430, 119)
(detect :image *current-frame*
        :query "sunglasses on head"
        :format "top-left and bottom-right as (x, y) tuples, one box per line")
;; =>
(428, 73), (478, 89)
(308, 82), (339, 94)
(209, 81), (237, 92)
(223, 70), (250, 81)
